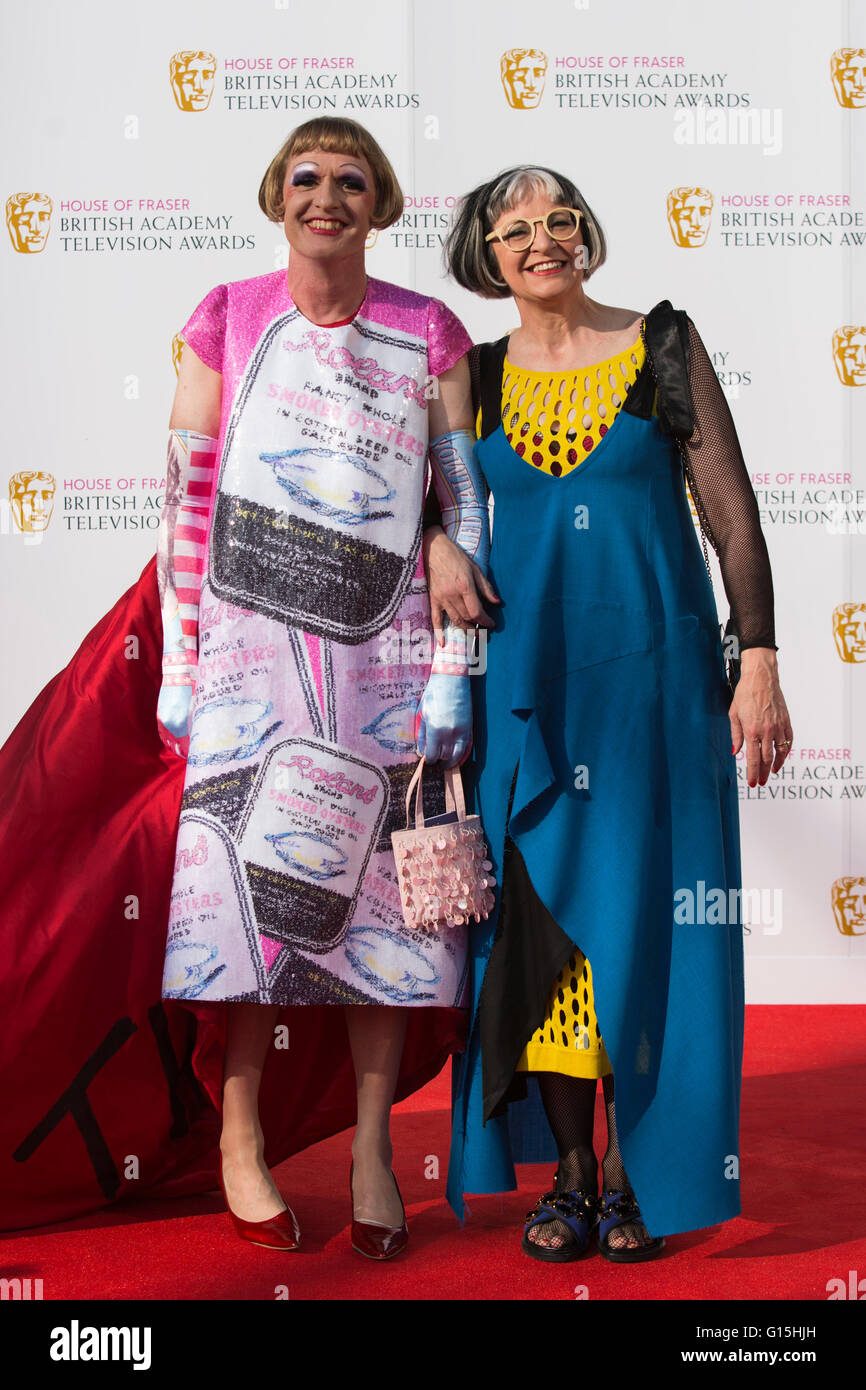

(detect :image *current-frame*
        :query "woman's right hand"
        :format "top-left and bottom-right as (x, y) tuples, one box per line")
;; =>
(422, 525), (500, 644)
(157, 683), (193, 757)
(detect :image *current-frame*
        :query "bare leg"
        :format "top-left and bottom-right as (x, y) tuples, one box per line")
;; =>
(219, 1001), (288, 1222)
(345, 1005), (407, 1227)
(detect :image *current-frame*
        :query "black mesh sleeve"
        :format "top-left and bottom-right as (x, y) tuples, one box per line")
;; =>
(682, 316), (778, 652)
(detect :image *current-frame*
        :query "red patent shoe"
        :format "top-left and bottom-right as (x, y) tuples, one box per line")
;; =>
(349, 1160), (408, 1260)
(217, 1151), (301, 1251)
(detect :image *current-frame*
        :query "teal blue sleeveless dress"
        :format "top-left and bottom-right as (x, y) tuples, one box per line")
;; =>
(446, 308), (744, 1238)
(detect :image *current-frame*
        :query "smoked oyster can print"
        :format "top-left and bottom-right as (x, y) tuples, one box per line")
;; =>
(209, 310), (430, 644)
(236, 737), (389, 954)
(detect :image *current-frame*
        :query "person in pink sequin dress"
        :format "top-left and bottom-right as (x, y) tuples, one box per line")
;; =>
(157, 118), (474, 1254)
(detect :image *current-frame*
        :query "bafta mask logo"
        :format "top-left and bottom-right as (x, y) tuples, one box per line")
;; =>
(9, 471), (56, 532)
(6, 192), (52, 253)
(172, 332), (185, 375)
(500, 48), (548, 109)
(831, 876), (866, 935)
(170, 51), (217, 111)
(667, 187), (714, 248)
(830, 47), (866, 108)
(832, 325), (866, 385)
(832, 601), (866, 661)
(365, 229), (379, 250)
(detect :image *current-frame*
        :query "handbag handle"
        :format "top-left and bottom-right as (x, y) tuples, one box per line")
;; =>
(403, 756), (467, 829)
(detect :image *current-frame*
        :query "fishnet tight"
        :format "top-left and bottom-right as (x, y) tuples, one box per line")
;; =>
(527, 1072), (655, 1251)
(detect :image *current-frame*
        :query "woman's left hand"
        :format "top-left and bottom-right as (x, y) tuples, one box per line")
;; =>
(422, 525), (500, 638)
(729, 648), (792, 787)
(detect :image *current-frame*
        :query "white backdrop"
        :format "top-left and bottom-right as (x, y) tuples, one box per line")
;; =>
(2, 0), (864, 1002)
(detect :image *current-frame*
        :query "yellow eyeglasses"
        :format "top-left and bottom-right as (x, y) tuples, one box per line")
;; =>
(485, 206), (583, 252)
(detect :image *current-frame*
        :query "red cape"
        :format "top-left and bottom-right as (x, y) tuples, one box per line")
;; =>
(0, 557), (465, 1232)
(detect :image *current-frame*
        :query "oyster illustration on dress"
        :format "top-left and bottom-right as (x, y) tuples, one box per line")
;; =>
(344, 926), (441, 1002)
(264, 829), (349, 881)
(360, 699), (418, 753)
(162, 941), (226, 999)
(260, 446), (395, 524)
(187, 697), (282, 767)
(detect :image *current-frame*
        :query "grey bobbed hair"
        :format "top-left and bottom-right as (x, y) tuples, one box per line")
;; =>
(443, 165), (607, 298)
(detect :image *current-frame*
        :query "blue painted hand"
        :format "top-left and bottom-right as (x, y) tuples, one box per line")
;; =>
(415, 672), (472, 769)
(157, 683), (193, 740)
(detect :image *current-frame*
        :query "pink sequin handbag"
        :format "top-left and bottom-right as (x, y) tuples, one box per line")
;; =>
(391, 756), (496, 934)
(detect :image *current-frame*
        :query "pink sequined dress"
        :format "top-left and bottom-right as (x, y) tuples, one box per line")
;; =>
(162, 271), (473, 1009)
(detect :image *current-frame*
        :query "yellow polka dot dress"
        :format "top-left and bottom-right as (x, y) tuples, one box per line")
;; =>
(483, 328), (648, 1078)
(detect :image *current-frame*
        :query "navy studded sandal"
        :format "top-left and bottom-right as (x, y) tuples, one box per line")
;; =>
(597, 1189), (665, 1263)
(521, 1186), (599, 1263)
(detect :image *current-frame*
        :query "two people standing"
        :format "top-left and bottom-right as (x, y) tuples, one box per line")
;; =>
(4, 115), (791, 1265)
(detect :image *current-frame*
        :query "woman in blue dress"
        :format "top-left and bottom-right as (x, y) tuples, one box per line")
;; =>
(420, 165), (793, 1260)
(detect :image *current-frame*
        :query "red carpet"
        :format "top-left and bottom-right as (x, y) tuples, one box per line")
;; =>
(2, 1006), (864, 1301)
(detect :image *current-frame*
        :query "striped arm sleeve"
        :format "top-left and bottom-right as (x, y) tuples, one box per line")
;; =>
(156, 429), (218, 684)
